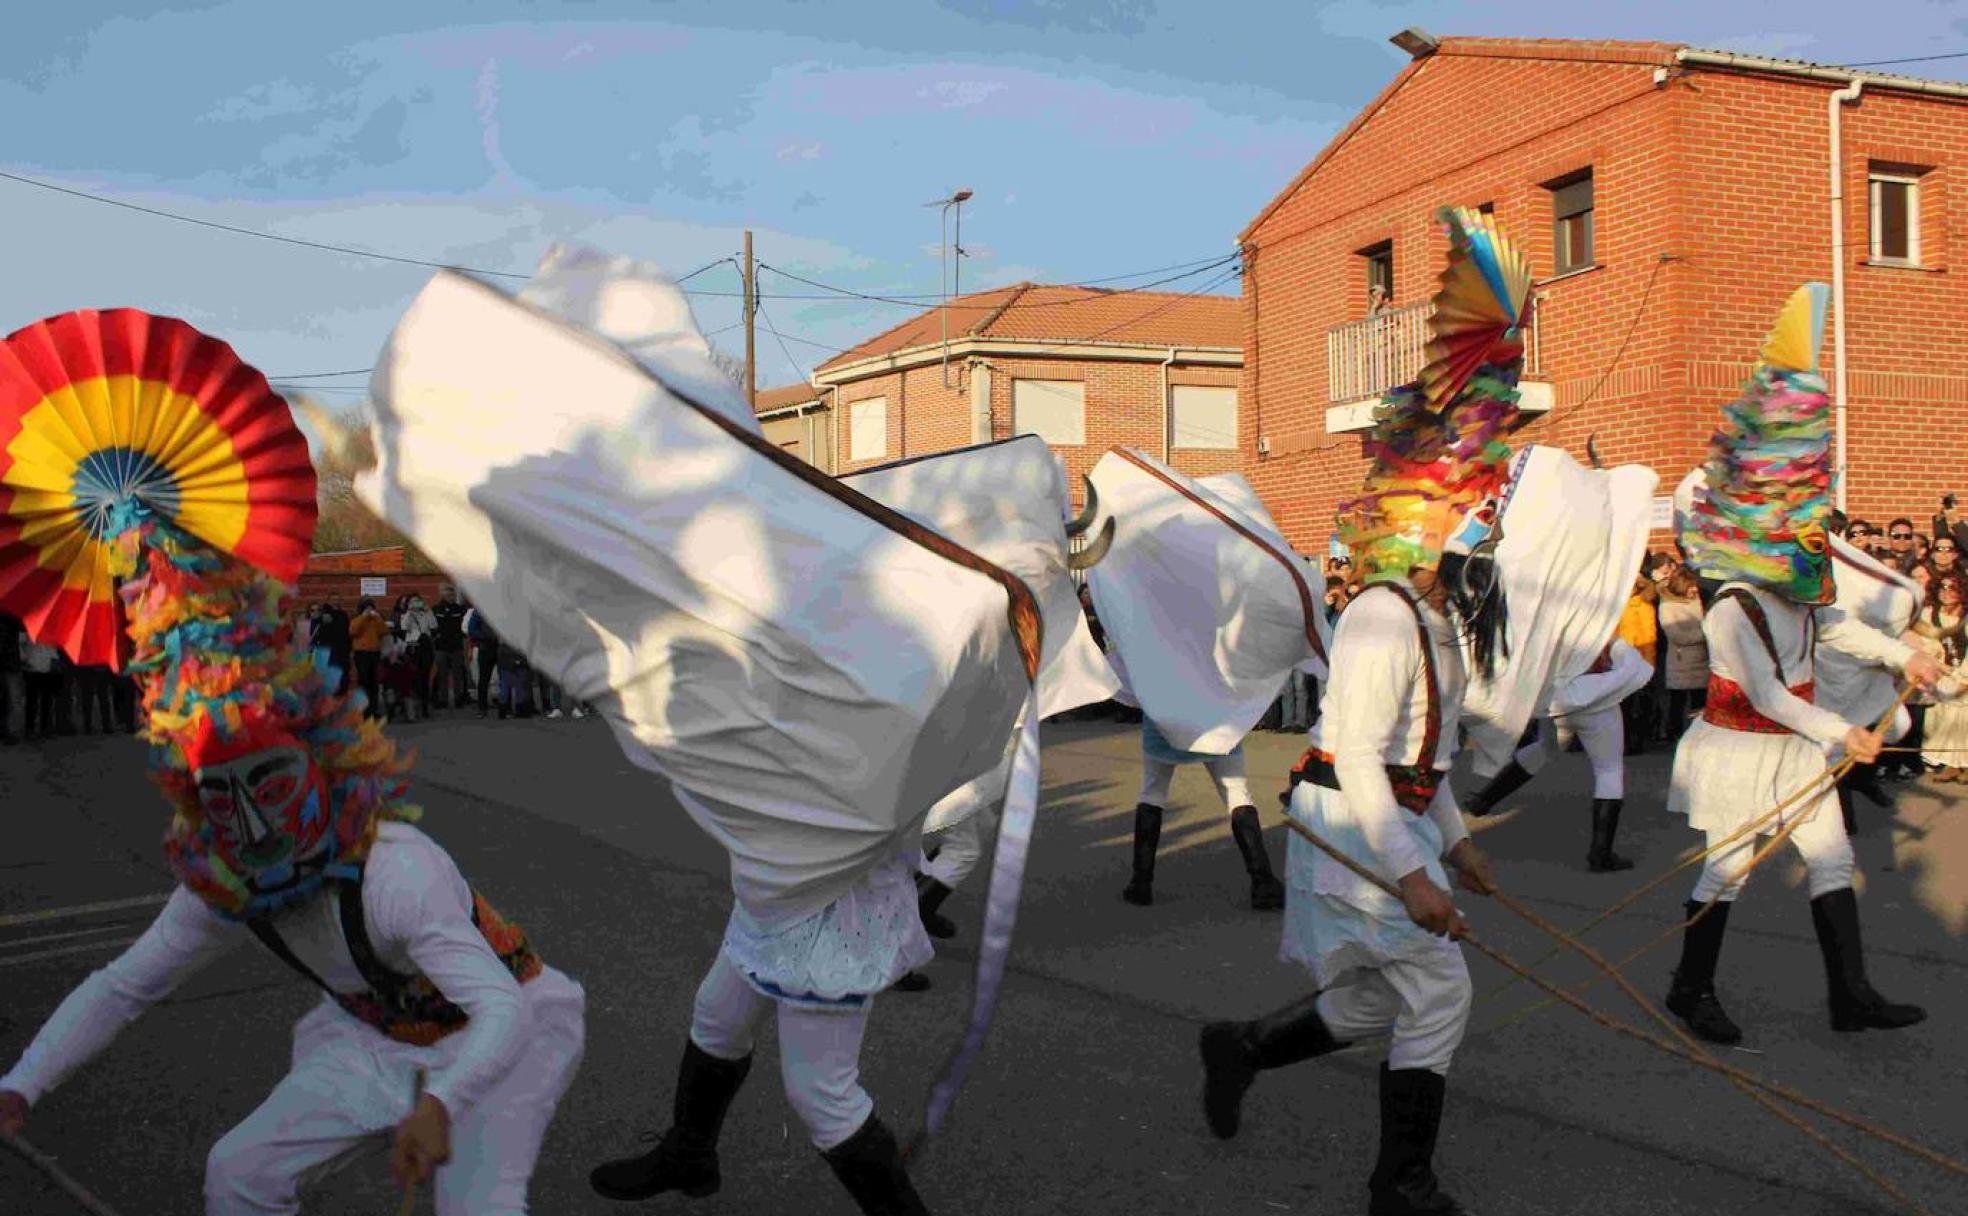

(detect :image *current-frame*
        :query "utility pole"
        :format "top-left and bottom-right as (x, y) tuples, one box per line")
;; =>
(742, 229), (757, 409)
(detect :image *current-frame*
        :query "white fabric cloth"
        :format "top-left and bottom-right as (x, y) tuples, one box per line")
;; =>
(359, 268), (1034, 926)
(690, 952), (873, 1151)
(1821, 534), (1922, 739)
(1517, 710), (1626, 800)
(1311, 934), (1472, 1075)
(1085, 452), (1327, 754)
(1668, 584), (1915, 837)
(1284, 584), (1469, 945)
(1, 825), (584, 1214)
(1462, 446), (1658, 779)
(517, 243), (761, 436)
(711, 843), (932, 1003)
(841, 435), (1117, 722)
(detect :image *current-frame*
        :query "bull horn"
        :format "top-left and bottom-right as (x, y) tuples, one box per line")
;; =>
(1065, 476), (1099, 537)
(1586, 434), (1605, 470)
(1066, 516), (1116, 570)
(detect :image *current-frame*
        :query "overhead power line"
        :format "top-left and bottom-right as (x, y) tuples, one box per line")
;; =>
(757, 255), (1239, 311)
(1838, 49), (1968, 68)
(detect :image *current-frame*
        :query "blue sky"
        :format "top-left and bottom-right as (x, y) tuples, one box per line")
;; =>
(6, 1), (1967, 393)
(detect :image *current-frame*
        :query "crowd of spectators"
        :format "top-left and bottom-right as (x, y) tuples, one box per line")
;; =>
(0, 610), (140, 744)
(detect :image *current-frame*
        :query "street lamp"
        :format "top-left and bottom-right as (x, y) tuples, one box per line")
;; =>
(927, 188), (974, 386)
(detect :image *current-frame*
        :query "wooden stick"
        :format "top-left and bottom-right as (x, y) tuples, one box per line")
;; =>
(0, 1133), (128, 1216)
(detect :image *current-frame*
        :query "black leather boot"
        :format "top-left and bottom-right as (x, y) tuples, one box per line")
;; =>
(1664, 900), (1742, 1045)
(1228, 805), (1286, 911)
(1845, 762), (1891, 811)
(1810, 888), (1926, 1033)
(892, 970), (931, 993)
(1121, 803), (1162, 906)
(1464, 760), (1534, 818)
(917, 874), (957, 939)
(1585, 799), (1635, 873)
(820, 1114), (929, 1215)
(1198, 993), (1344, 1139)
(1367, 1065), (1467, 1215)
(590, 1040), (752, 1200)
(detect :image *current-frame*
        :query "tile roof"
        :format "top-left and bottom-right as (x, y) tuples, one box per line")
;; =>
(814, 281), (1242, 373)
(754, 382), (822, 413)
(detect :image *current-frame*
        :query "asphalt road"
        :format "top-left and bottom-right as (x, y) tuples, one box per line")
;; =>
(1, 712), (1963, 1215)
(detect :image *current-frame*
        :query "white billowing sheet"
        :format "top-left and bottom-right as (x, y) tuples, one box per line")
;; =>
(844, 437), (1116, 835)
(1462, 445), (1658, 778)
(357, 268), (1035, 926)
(843, 437), (1116, 722)
(516, 243), (761, 436)
(1085, 449), (1327, 756)
(1822, 533), (1920, 736)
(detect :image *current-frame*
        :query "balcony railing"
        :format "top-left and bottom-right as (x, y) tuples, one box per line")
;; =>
(1326, 297), (1542, 403)
(1326, 301), (1431, 403)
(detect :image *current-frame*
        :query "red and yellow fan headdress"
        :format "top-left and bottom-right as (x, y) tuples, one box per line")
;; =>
(0, 309), (317, 667)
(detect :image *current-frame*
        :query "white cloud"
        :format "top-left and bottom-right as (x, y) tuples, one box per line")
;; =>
(776, 140), (824, 161)
(922, 79), (1007, 107)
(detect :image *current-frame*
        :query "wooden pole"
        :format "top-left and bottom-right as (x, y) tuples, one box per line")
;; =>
(742, 230), (756, 410)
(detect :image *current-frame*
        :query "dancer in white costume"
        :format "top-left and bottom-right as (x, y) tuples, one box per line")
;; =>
(1202, 209), (1547, 1216)
(357, 248), (1044, 1216)
(0, 327), (582, 1216)
(1464, 638), (1654, 871)
(1820, 530), (1924, 828)
(1665, 284), (1942, 1047)
(1087, 463), (1328, 911)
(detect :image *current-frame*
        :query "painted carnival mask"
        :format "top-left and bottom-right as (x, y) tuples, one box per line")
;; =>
(185, 716), (331, 904)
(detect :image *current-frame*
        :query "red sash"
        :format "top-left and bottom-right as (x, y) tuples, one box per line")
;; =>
(1702, 676), (1815, 735)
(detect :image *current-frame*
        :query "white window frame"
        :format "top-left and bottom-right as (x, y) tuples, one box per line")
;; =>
(1012, 379), (1086, 446)
(1170, 384), (1238, 450)
(1869, 171), (1921, 265)
(848, 396), (887, 462)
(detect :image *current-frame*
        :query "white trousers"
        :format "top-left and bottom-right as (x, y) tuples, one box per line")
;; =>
(923, 805), (992, 890)
(689, 952), (873, 1151)
(1312, 937), (1471, 1075)
(1139, 751), (1252, 810)
(204, 971), (586, 1216)
(1516, 710), (1625, 800)
(1690, 788), (1853, 903)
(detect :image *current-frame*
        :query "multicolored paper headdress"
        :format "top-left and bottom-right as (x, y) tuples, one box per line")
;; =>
(0, 309), (413, 919)
(1338, 207), (1533, 582)
(1678, 284), (1836, 604)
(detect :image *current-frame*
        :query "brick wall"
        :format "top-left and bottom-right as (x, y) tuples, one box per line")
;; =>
(1241, 45), (1968, 553)
(832, 353), (1244, 508)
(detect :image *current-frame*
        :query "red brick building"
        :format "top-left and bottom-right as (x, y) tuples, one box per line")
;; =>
(812, 282), (1242, 502)
(296, 547), (447, 608)
(1240, 34), (1968, 552)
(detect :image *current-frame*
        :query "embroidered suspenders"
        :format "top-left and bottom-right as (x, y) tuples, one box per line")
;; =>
(247, 873), (544, 1047)
(1294, 583), (1444, 814)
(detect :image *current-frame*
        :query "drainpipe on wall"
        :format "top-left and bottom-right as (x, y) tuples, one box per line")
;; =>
(1160, 347), (1177, 463)
(828, 385), (841, 474)
(1828, 77), (1863, 512)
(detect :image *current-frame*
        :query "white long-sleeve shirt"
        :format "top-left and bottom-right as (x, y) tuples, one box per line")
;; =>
(0, 824), (527, 1119)
(1309, 584), (1469, 883)
(1706, 584), (1916, 748)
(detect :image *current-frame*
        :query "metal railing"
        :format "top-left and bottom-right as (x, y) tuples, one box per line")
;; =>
(1326, 301), (1431, 403)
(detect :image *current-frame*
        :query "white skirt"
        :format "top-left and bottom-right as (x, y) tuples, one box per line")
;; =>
(1667, 718), (1836, 835)
(1279, 780), (1448, 985)
(1923, 700), (1968, 769)
(721, 849), (933, 1003)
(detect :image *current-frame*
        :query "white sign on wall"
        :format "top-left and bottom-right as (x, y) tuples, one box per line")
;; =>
(1649, 496), (1674, 531)
(359, 577), (388, 596)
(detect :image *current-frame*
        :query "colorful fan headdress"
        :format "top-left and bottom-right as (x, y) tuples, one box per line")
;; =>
(1338, 206), (1533, 582)
(0, 309), (413, 919)
(1678, 284), (1835, 604)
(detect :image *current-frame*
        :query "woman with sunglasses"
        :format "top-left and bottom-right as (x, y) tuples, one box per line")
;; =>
(1916, 575), (1968, 781)
(1928, 535), (1960, 577)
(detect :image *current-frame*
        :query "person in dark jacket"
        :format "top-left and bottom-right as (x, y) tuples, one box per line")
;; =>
(0, 611), (23, 743)
(466, 603), (502, 718)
